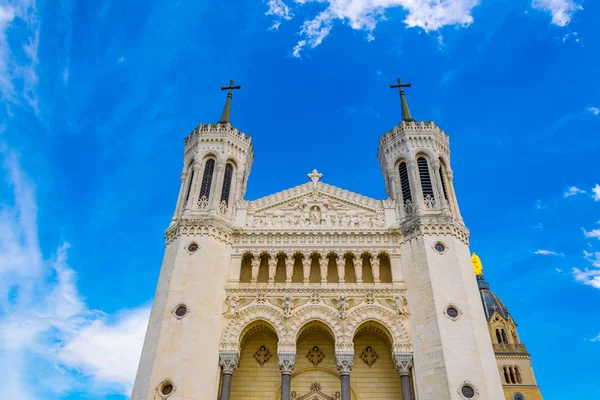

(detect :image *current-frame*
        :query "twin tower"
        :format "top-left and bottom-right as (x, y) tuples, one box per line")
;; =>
(132, 81), (541, 400)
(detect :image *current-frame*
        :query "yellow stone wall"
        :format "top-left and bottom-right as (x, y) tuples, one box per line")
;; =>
(230, 331), (280, 400)
(503, 386), (544, 400)
(291, 330), (340, 397)
(351, 332), (403, 400)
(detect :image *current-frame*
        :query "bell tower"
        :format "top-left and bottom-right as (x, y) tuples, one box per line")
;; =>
(131, 81), (253, 400)
(378, 79), (505, 399)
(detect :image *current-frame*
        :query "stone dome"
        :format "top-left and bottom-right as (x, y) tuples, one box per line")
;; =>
(477, 275), (510, 321)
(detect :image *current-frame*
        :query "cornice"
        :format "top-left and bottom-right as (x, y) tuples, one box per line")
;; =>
(165, 217), (234, 245)
(399, 215), (470, 245)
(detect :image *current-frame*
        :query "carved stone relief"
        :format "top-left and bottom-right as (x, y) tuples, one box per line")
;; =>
(253, 345), (272, 366)
(306, 346), (326, 367)
(360, 346), (379, 367)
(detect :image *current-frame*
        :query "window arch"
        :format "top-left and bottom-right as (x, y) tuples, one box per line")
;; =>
(398, 161), (412, 204)
(182, 164), (195, 209)
(199, 158), (215, 201)
(501, 329), (508, 344)
(417, 157), (435, 202)
(515, 367), (522, 384)
(509, 367), (516, 384)
(496, 329), (502, 344)
(438, 162), (450, 203)
(503, 367), (510, 384)
(220, 163), (234, 205)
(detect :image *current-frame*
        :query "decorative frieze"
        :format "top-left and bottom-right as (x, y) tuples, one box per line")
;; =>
(335, 353), (354, 376)
(219, 351), (239, 374)
(278, 352), (296, 375)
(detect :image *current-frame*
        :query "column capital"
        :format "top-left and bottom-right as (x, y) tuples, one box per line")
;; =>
(336, 353), (354, 376)
(219, 351), (239, 375)
(393, 352), (413, 376)
(278, 352), (296, 375)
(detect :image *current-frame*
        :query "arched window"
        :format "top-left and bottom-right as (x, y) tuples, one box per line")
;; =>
(512, 330), (518, 344)
(503, 367), (510, 384)
(220, 163), (234, 205)
(417, 157), (435, 206)
(501, 329), (508, 344)
(515, 367), (522, 384)
(496, 329), (502, 344)
(438, 164), (449, 202)
(509, 367), (516, 384)
(199, 159), (215, 201)
(182, 166), (194, 208)
(398, 161), (412, 204)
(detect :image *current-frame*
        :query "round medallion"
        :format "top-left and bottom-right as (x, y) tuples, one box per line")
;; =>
(187, 243), (199, 253)
(447, 306), (459, 318)
(434, 242), (446, 253)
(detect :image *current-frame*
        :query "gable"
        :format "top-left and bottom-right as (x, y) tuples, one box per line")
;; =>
(242, 181), (394, 230)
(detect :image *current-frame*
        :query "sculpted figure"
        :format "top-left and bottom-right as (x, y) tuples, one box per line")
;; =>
(338, 295), (347, 319)
(283, 294), (293, 318)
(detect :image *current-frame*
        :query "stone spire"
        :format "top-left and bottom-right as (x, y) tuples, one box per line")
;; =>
(390, 78), (414, 122)
(219, 80), (241, 123)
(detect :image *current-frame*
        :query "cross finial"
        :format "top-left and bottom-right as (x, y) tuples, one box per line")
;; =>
(219, 79), (242, 123)
(307, 169), (323, 187)
(390, 78), (414, 122)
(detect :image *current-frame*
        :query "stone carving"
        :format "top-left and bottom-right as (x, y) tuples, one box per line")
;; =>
(225, 296), (238, 317)
(335, 353), (353, 375)
(360, 346), (379, 367)
(306, 346), (326, 367)
(278, 352), (296, 375)
(393, 352), (413, 376)
(394, 295), (409, 316)
(253, 345), (272, 366)
(338, 295), (347, 319)
(291, 383), (341, 400)
(219, 351), (239, 374)
(197, 196), (209, 210)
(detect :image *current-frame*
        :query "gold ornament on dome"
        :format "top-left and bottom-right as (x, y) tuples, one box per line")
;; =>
(360, 346), (379, 367)
(306, 346), (325, 367)
(472, 253), (483, 276)
(253, 345), (272, 366)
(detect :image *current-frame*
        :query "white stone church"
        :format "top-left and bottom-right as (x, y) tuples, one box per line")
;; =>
(131, 80), (543, 400)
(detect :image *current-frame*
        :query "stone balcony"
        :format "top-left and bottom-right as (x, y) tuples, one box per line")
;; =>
(493, 343), (528, 354)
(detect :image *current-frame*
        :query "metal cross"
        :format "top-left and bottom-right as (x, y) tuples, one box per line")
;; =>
(390, 78), (411, 95)
(221, 79), (241, 97)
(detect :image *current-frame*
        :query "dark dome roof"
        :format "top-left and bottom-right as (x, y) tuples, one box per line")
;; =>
(477, 275), (510, 321)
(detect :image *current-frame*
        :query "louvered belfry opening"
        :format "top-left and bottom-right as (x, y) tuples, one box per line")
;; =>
(199, 158), (215, 200)
(221, 163), (234, 205)
(398, 162), (412, 202)
(438, 166), (449, 201)
(183, 168), (194, 206)
(417, 157), (434, 198)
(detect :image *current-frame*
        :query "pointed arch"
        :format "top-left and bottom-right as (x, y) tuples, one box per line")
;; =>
(199, 158), (215, 202)
(220, 162), (234, 205)
(220, 305), (286, 352)
(398, 161), (412, 204)
(417, 156), (434, 200)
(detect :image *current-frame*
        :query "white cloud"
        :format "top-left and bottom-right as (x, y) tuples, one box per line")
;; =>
(589, 107), (600, 115)
(584, 229), (600, 240)
(0, 148), (149, 398)
(62, 67), (69, 83)
(532, 0), (582, 27)
(274, 0), (481, 58)
(571, 251), (600, 289)
(534, 249), (563, 256)
(265, 0), (293, 30)
(117, 56), (125, 63)
(591, 333), (600, 342)
(592, 184), (600, 201)
(0, 0), (40, 113)
(564, 185), (586, 197)
(535, 199), (547, 210)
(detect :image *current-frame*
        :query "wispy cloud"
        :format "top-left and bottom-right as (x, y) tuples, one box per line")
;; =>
(271, 0), (481, 58)
(591, 333), (600, 342)
(62, 67), (69, 83)
(265, 0), (293, 30)
(592, 184), (600, 202)
(589, 107), (600, 116)
(117, 56), (125, 63)
(532, 0), (583, 27)
(0, 0), (40, 113)
(534, 249), (564, 256)
(564, 185), (586, 197)
(0, 148), (148, 398)
(584, 229), (600, 240)
(572, 251), (600, 289)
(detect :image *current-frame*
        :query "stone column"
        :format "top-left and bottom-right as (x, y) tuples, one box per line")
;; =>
(210, 162), (225, 209)
(336, 252), (346, 285)
(250, 255), (260, 285)
(319, 252), (329, 285)
(432, 160), (449, 213)
(408, 160), (423, 213)
(336, 353), (353, 400)
(278, 353), (296, 400)
(302, 252), (311, 286)
(285, 253), (294, 285)
(219, 351), (239, 400)
(394, 352), (414, 400)
(187, 162), (202, 211)
(353, 253), (363, 285)
(371, 253), (381, 285)
(172, 170), (188, 221)
(268, 253), (277, 286)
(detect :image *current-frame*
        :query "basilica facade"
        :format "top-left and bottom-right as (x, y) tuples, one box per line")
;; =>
(131, 82), (542, 400)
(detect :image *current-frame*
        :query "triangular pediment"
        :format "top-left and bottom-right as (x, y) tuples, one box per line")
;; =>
(243, 181), (393, 230)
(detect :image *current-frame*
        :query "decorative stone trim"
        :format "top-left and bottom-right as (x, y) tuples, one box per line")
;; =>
(306, 346), (326, 367)
(172, 303), (190, 319)
(335, 353), (354, 376)
(443, 303), (463, 321)
(156, 378), (176, 398)
(253, 345), (272, 366)
(360, 346), (379, 367)
(278, 352), (296, 375)
(432, 241), (448, 254)
(457, 381), (479, 399)
(166, 219), (233, 245)
(185, 242), (199, 254)
(219, 351), (239, 374)
(393, 352), (413, 376)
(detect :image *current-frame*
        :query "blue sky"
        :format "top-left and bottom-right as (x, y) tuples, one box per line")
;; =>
(0, 0), (598, 398)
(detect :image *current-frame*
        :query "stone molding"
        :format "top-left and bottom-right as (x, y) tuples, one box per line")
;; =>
(165, 218), (233, 245)
(231, 231), (400, 249)
(335, 353), (354, 376)
(219, 351), (239, 374)
(219, 287), (412, 354)
(400, 215), (470, 245)
(278, 352), (296, 375)
(393, 352), (414, 376)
